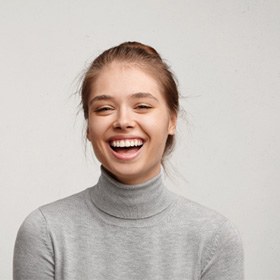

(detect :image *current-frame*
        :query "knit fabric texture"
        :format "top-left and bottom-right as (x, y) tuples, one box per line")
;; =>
(13, 167), (244, 279)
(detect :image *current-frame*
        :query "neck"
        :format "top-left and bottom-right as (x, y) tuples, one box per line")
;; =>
(90, 166), (176, 219)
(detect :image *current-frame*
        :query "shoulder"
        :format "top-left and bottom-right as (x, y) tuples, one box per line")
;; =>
(14, 208), (54, 271)
(173, 194), (228, 227)
(16, 208), (50, 247)
(171, 194), (243, 273)
(171, 194), (242, 247)
(39, 188), (90, 218)
(18, 188), (91, 236)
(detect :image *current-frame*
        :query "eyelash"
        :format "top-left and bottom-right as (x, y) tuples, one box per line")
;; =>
(135, 104), (152, 110)
(93, 104), (153, 114)
(94, 106), (113, 112)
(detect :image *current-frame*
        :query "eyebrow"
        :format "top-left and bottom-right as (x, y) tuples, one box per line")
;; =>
(89, 92), (159, 105)
(89, 95), (113, 106)
(130, 92), (159, 102)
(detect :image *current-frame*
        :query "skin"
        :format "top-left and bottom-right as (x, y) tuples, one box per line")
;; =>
(87, 61), (177, 185)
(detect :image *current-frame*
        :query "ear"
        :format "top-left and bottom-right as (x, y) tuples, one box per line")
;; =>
(168, 113), (177, 135)
(86, 126), (91, 141)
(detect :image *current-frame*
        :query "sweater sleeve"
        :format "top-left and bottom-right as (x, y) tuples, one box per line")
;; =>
(13, 209), (55, 280)
(201, 220), (244, 280)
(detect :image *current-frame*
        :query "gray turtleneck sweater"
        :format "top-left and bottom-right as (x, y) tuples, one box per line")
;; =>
(14, 168), (244, 279)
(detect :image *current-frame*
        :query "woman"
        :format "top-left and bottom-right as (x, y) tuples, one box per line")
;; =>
(13, 42), (244, 279)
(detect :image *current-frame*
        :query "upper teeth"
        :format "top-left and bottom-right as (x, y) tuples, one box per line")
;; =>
(110, 139), (143, 148)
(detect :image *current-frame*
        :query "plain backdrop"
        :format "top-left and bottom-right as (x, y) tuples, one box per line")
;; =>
(1, 1), (279, 279)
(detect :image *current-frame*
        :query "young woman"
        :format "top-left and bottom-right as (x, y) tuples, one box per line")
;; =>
(14, 42), (244, 279)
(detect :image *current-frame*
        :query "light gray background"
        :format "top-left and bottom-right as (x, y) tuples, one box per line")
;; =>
(1, 1), (279, 279)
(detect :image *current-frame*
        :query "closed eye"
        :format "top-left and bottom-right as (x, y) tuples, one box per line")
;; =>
(135, 104), (153, 110)
(94, 106), (114, 113)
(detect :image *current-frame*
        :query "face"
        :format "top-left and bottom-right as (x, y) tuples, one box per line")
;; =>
(87, 62), (176, 185)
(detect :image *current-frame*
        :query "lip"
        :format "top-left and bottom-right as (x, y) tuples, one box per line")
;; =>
(107, 135), (145, 142)
(107, 135), (145, 161)
(110, 145), (143, 160)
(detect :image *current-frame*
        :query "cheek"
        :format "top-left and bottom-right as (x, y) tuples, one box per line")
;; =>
(87, 121), (107, 160)
(142, 113), (171, 140)
(87, 119), (105, 142)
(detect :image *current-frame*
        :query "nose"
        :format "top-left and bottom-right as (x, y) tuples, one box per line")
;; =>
(113, 108), (135, 130)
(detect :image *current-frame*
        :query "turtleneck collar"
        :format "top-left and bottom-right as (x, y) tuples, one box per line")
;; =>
(90, 166), (176, 220)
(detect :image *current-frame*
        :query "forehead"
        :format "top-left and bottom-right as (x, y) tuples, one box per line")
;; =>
(90, 62), (163, 99)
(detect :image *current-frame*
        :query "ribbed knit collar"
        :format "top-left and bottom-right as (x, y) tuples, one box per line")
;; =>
(90, 166), (175, 220)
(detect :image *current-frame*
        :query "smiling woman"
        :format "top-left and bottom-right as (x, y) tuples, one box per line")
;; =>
(86, 61), (176, 184)
(13, 42), (244, 280)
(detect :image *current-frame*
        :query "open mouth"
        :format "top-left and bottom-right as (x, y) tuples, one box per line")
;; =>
(109, 139), (144, 154)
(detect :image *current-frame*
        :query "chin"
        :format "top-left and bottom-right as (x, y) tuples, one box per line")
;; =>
(104, 162), (160, 185)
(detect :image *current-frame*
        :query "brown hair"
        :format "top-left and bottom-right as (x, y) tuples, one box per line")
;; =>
(81, 41), (179, 158)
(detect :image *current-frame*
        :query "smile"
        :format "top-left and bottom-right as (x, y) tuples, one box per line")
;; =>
(108, 138), (144, 160)
(110, 139), (144, 148)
